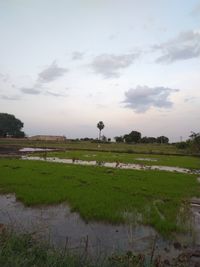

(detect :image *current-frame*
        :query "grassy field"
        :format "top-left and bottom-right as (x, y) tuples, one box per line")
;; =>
(0, 138), (188, 155)
(0, 158), (199, 236)
(38, 150), (200, 169)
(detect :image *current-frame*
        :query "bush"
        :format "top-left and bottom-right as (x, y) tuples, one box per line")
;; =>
(175, 142), (188, 149)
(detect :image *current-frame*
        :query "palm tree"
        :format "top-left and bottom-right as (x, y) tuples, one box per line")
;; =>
(97, 121), (105, 140)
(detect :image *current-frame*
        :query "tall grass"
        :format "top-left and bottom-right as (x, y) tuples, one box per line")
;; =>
(0, 230), (161, 267)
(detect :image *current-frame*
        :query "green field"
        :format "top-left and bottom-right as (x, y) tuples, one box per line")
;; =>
(0, 158), (199, 236)
(0, 138), (189, 154)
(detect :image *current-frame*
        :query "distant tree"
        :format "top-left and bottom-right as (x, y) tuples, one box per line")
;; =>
(107, 138), (111, 142)
(0, 113), (25, 138)
(97, 121), (105, 140)
(141, 136), (157, 143)
(176, 141), (188, 149)
(101, 135), (107, 142)
(188, 131), (200, 152)
(157, 136), (169, 144)
(190, 131), (200, 140)
(123, 134), (133, 143)
(124, 131), (141, 143)
(114, 136), (124, 143)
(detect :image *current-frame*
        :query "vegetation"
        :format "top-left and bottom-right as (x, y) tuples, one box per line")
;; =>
(0, 113), (25, 138)
(36, 150), (200, 169)
(141, 137), (157, 143)
(114, 136), (124, 143)
(0, 158), (199, 236)
(97, 121), (105, 140)
(0, 231), (155, 267)
(124, 131), (141, 143)
(156, 136), (169, 144)
(0, 138), (190, 155)
(115, 131), (169, 144)
(0, 231), (117, 267)
(188, 131), (200, 153)
(175, 132), (200, 153)
(0, 230), (197, 267)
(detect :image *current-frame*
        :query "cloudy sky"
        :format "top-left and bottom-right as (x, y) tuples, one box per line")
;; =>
(0, 0), (200, 141)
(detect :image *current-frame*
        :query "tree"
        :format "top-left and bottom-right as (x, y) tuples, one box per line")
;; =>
(157, 136), (169, 144)
(188, 131), (200, 152)
(101, 135), (107, 142)
(124, 131), (141, 143)
(0, 113), (25, 138)
(176, 141), (188, 149)
(114, 136), (124, 143)
(141, 136), (157, 143)
(97, 121), (105, 140)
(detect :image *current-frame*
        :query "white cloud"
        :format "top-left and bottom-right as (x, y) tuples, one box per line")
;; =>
(154, 30), (200, 63)
(90, 53), (139, 78)
(72, 51), (84, 60)
(45, 91), (68, 97)
(20, 87), (41, 95)
(191, 3), (200, 16)
(0, 73), (10, 83)
(38, 61), (68, 83)
(123, 86), (179, 113)
(0, 94), (21, 100)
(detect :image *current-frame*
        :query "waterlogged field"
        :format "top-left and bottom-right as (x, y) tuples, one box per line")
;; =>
(0, 158), (199, 236)
(37, 150), (200, 169)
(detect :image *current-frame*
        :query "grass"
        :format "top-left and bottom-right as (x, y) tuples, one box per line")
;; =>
(0, 138), (189, 155)
(0, 158), (199, 236)
(0, 230), (169, 267)
(36, 150), (200, 169)
(0, 231), (195, 267)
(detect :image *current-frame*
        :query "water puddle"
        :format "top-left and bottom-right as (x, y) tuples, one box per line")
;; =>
(0, 194), (199, 259)
(0, 194), (156, 254)
(136, 158), (158, 162)
(21, 156), (200, 174)
(19, 147), (56, 152)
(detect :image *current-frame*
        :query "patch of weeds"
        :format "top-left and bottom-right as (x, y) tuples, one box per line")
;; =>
(40, 171), (51, 175)
(78, 179), (90, 186)
(112, 186), (121, 191)
(2, 165), (9, 168)
(62, 175), (74, 180)
(105, 169), (114, 174)
(109, 251), (146, 266)
(126, 149), (134, 153)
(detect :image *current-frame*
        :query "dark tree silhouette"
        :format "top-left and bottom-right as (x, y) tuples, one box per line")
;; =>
(97, 121), (105, 140)
(124, 131), (141, 143)
(0, 113), (25, 138)
(157, 136), (169, 144)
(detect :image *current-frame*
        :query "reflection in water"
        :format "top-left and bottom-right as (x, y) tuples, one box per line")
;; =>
(0, 194), (156, 254)
(21, 155), (200, 174)
(19, 148), (55, 152)
(0, 194), (199, 259)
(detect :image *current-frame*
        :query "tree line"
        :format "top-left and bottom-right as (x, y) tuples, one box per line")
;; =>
(0, 114), (199, 153)
(115, 131), (169, 144)
(176, 132), (200, 153)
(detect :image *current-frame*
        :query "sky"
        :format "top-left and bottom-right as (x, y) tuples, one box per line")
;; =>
(0, 0), (200, 141)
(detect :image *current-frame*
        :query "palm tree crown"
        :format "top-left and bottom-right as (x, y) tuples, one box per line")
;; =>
(97, 121), (105, 140)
